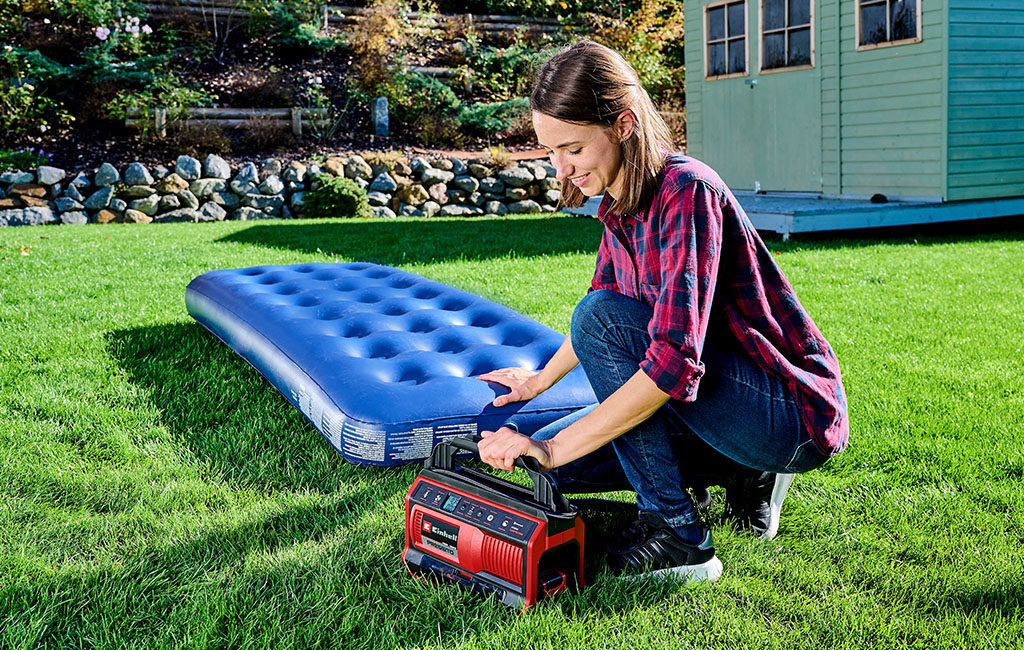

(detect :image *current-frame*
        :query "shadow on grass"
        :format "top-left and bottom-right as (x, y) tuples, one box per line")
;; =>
(106, 322), (391, 493)
(214, 215), (604, 265)
(767, 214), (1024, 251)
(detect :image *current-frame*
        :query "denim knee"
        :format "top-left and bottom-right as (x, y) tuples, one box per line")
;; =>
(570, 289), (618, 346)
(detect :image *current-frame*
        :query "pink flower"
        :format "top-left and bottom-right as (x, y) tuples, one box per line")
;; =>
(142, 24), (153, 35)
(95, 26), (111, 41)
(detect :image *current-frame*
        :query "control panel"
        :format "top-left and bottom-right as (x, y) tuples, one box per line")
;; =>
(411, 481), (539, 541)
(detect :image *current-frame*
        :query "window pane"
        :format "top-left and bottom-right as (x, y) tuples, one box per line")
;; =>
(708, 6), (725, 41)
(764, 0), (784, 31)
(728, 37), (746, 74)
(728, 2), (745, 38)
(788, 0), (811, 27)
(788, 27), (811, 66)
(709, 42), (726, 76)
(891, 0), (917, 41)
(860, 3), (887, 45)
(764, 32), (785, 69)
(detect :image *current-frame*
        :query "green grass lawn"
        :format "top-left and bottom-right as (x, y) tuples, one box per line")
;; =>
(1, 215), (1022, 649)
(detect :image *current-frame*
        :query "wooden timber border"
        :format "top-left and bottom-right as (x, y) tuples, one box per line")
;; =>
(138, 1), (573, 35)
(125, 107), (330, 137)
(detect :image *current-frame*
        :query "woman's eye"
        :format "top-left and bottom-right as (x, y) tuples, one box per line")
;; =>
(569, 148), (582, 155)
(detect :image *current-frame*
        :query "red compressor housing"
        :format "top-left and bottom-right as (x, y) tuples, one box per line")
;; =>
(402, 436), (586, 609)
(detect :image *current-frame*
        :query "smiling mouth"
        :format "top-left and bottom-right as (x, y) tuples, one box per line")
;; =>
(570, 173), (590, 187)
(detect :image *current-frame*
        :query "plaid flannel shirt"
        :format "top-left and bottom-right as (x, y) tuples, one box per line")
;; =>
(592, 155), (849, 456)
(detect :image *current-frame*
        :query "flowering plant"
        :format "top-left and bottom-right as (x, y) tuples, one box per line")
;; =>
(93, 14), (155, 57)
(0, 46), (73, 137)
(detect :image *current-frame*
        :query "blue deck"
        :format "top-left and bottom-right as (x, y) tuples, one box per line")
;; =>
(565, 193), (1024, 239)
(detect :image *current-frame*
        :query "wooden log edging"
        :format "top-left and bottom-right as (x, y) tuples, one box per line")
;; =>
(125, 107), (330, 137)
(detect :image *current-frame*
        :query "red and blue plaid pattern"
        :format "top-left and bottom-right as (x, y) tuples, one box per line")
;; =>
(592, 155), (849, 456)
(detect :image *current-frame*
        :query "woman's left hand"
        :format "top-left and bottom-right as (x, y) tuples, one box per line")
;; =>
(478, 427), (554, 472)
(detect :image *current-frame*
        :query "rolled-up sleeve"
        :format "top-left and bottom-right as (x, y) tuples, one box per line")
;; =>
(639, 181), (724, 401)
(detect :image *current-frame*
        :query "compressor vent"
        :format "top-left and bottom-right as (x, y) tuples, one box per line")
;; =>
(481, 534), (523, 582)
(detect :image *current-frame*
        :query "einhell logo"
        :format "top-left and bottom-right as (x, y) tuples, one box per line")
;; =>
(423, 521), (432, 533)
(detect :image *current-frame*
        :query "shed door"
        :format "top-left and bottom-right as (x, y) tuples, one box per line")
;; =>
(699, 0), (822, 192)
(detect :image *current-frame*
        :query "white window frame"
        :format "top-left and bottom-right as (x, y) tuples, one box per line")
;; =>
(704, 0), (749, 81)
(758, 0), (815, 74)
(855, 0), (923, 51)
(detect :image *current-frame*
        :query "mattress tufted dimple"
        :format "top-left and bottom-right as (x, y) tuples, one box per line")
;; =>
(185, 263), (597, 466)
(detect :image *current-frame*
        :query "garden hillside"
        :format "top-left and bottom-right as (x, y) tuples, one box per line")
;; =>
(1, 216), (1023, 648)
(1, 0), (686, 171)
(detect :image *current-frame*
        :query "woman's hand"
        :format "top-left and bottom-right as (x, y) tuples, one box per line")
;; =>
(479, 427), (554, 471)
(476, 367), (546, 407)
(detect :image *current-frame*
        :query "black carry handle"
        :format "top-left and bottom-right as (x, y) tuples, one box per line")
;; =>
(426, 435), (571, 513)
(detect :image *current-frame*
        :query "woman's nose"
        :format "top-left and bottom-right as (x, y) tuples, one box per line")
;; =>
(550, 154), (572, 181)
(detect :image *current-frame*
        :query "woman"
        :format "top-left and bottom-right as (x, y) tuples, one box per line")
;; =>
(477, 40), (848, 582)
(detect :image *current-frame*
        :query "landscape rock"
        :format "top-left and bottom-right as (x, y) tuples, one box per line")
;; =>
(421, 168), (455, 187)
(421, 200), (441, 217)
(234, 207), (273, 220)
(370, 173), (398, 193)
(177, 189), (200, 210)
(343, 156), (373, 180)
(155, 208), (200, 223)
(175, 155), (202, 181)
(440, 204), (472, 216)
(234, 162), (259, 185)
(0, 171), (34, 184)
(210, 191), (240, 208)
(190, 178), (227, 197)
(19, 196), (48, 208)
(498, 166), (534, 187)
(282, 162), (307, 183)
(366, 191), (389, 207)
(427, 183), (448, 204)
(453, 176), (479, 193)
(259, 175), (284, 195)
(467, 163), (490, 179)
(123, 209), (153, 224)
(433, 158), (454, 172)
(69, 172), (91, 188)
(0, 206), (55, 226)
(55, 197), (84, 212)
(393, 161), (412, 176)
(505, 187), (529, 201)
(260, 158), (282, 178)
(409, 157), (430, 174)
(508, 199), (542, 214)
(156, 174), (189, 194)
(129, 195), (160, 216)
(36, 166), (65, 185)
(199, 202), (227, 221)
(159, 195), (181, 212)
(446, 189), (467, 203)
(398, 204), (423, 217)
(152, 165), (170, 180)
(0, 198), (17, 209)
(397, 184), (429, 206)
(124, 162), (154, 186)
(372, 205), (397, 219)
(119, 185), (156, 200)
(64, 184), (85, 202)
(484, 200), (507, 215)
(241, 193), (284, 214)
(480, 177), (505, 194)
(95, 209), (120, 224)
(83, 186), (115, 210)
(203, 154), (231, 179)
(60, 211), (89, 225)
(543, 189), (561, 204)
(229, 179), (256, 195)
(94, 163), (121, 187)
(450, 158), (468, 175)
(468, 192), (485, 207)
(9, 183), (47, 199)
(109, 198), (127, 213)
(289, 192), (306, 211)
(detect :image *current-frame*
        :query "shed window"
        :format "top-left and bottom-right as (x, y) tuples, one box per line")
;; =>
(761, 0), (813, 71)
(706, 0), (747, 79)
(858, 0), (920, 48)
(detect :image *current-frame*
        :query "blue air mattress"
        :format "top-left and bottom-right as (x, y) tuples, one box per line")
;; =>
(185, 262), (597, 466)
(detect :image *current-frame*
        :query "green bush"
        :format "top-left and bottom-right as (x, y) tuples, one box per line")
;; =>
(0, 147), (50, 173)
(464, 40), (553, 101)
(304, 173), (373, 219)
(458, 97), (528, 136)
(262, 1), (345, 57)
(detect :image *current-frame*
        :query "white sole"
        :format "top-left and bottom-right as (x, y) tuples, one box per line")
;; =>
(763, 473), (795, 540)
(620, 556), (724, 584)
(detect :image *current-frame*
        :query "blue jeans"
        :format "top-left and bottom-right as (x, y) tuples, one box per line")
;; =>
(533, 290), (828, 528)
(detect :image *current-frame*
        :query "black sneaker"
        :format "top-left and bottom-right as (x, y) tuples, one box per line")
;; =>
(607, 513), (723, 583)
(724, 472), (794, 539)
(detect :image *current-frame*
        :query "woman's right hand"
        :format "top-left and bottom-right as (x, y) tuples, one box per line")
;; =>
(476, 367), (546, 407)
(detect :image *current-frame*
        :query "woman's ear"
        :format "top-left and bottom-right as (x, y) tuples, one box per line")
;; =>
(616, 110), (637, 142)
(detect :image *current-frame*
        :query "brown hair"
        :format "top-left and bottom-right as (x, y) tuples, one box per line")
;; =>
(530, 39), (676, 215)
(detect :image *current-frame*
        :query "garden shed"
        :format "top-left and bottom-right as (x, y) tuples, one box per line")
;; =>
(681, 0), (1024, 235)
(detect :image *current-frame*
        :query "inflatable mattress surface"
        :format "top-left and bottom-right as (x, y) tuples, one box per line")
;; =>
(185, 262), (597, 466)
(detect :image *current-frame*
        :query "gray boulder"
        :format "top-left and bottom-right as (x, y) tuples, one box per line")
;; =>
(421, 200), (441, 217)
(440, 204), (472, 216)
(175, 155), (202, 181)
(124, 162), (154, 186)
(159, 195), (181, 212)
(36, 166), (65, 186)
(497, 166), (534, 187)
(210, 191), (240, 208)
(259, 175), (284, 195)
(543, 189), (561, 204)
(152, 165), (170, 180)
(508, 199), (542, 214)
(484, 200), (507, 215)
(396, 184), (429, 206)
(199, 202), (228, 221)
(64, 184), (86, 203)
(372, 206), (397, 219)
(366, 191), (389, 207)
(83, 186), (115, 210)
(55, 197), (84, 212)
(467, 163), (490, 179)
(190, 179), (228, 197)
(0, 206), (55, 226)
(260, 158), (282, 178)
(119, 185), (156, 200)
(409, 157), (430, 174)
(129, 195), (161, 216)
(234, 207), (274, 220)
(0, 171), (34, 184)
(109, 198), (128, 213)
(370, 173), (398, 193)
(343, 156), (373, 180)
(450, 158), (468, 176)
(60, 211), (88, 225)
(289, 192), (306, 211)
(453, 176), (479, 193)
(480, 177), (505, 194)
(94, 163), (120, 187)
(69, 172), (91, 189)
(398, 204), (423, 217)
(234, 162), (259, 185)
(156, 174), (190, 194)
(229, 179), (256, 196)
(282, 162), (307, 183)
(203, 154), (231, 180)
(433, 158), (454, 172)
(155, 208), (200, 223)
(177, 189), (200, 210)
(241, 193), (284, 215)
(421, 168), (455, 187)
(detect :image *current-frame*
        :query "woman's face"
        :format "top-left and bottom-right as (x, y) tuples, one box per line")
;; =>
(533, 111), (634, 199)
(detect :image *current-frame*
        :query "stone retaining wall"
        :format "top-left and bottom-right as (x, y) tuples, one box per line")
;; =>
(0, 152), (563, 227)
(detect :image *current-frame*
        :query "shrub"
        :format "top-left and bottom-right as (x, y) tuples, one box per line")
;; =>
(0, 147), (50, 173)
(458, 97), (528, 136)
(463, 39), (553, 102)
(347, 0), (410, 95)
(304, 173), (373, 219)
(0, 48), (73, 137)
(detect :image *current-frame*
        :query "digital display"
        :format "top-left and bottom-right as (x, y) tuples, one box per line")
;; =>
(442, 494), (461, 512)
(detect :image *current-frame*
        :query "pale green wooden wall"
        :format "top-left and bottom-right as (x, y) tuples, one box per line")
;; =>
(825, 0), (947, 199)
(946, 0), (1024, 201)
